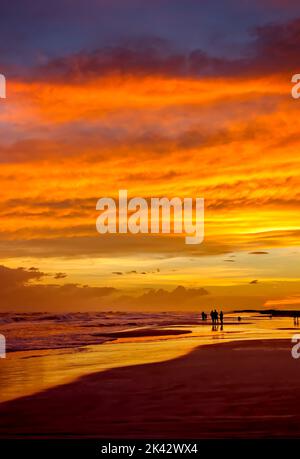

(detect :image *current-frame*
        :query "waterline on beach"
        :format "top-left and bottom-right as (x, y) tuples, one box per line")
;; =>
(0, 314), (299, 403)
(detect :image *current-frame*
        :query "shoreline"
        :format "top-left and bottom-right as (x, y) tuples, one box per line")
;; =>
(1, 337), (299, 438)
(5, 327), (194, 354)
(4, 321), (253, 354)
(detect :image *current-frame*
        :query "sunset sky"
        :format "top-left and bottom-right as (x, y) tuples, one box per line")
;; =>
(0, 0), (300, 311)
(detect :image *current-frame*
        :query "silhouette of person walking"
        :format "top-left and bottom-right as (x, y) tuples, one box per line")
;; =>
(214, 309), (219, 324)
(220, 310), (224, 324)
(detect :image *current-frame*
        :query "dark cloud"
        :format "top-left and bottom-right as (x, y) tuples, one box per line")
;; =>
(124, 270), (160, 275)
(2, 265), (300, 312)
(1, 0), (300, 79)
(54, 272), (67, 279)
(36, 40), (231, 80)
(116, 285), (210, 310)
(0, 265), (45, 288)
(31, 16), (300, 81)
(249, 251), (269, 255)
(250, 18), (300, 74)
(0, 265), (117, 311)
(0, 265), (210, 312)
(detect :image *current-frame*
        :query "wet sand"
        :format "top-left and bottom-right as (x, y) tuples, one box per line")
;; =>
(0, 338), (299, 438)
(95, 328), (192, 339)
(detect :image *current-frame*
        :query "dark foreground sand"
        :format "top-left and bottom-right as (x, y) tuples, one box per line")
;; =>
(0, 339), (300, 438)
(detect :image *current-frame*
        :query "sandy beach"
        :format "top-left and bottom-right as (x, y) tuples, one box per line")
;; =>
(0, 337), (299, 438)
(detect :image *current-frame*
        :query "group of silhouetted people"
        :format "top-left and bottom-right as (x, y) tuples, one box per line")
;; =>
(201, 309), (224, 324)
(293, 312), (300, 325)
(211, 309), (224, 324)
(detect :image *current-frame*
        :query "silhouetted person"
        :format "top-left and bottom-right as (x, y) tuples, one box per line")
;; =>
(238, 316), (242, 322)
(214, 309), (219, 324)
(210, 310), (214, 324)
(220, 311), (224, 324)
(201, 311), (205, 321)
